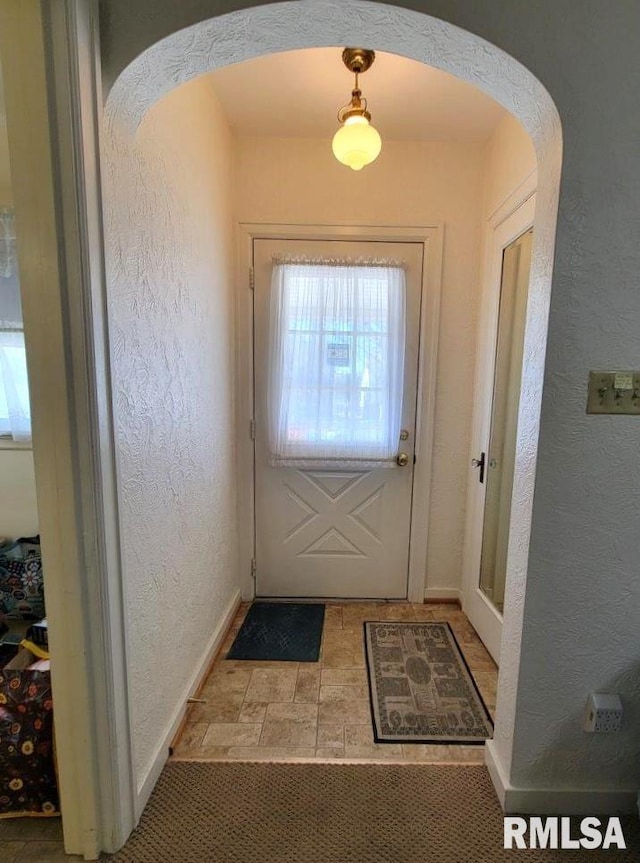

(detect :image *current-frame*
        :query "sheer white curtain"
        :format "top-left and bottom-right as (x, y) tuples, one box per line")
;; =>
(268, 260), (406, 469)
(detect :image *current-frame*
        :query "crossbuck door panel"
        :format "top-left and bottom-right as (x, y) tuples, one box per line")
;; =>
(253, 238), (423, 598)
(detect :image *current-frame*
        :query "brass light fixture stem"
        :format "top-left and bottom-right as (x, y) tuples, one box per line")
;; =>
(337, 48), (376, 124)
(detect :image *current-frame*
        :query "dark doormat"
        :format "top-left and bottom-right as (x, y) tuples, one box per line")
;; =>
(364, 621), (494, 743)
(226, 602), (325, 662)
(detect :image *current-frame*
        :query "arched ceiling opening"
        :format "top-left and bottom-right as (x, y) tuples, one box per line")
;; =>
(103, 0), (562, 793)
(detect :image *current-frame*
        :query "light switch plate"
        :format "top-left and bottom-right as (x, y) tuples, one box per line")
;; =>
(586, 370), (640, 414)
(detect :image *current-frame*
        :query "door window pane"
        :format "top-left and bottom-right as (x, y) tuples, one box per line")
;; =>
(267, 262), (406, 468)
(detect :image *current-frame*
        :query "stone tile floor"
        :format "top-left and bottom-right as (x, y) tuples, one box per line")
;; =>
(0, 602), (496, 861)
(172, 601), (498, 764)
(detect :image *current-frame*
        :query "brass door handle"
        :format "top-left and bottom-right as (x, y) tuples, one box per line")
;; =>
(396, 452), (409, 467)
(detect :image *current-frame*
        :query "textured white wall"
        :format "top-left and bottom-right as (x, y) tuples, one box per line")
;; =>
(103, 75), (239, 787)
(234, 135), (485, 595)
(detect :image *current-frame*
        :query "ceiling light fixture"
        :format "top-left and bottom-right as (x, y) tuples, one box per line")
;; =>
(332, 48), (382, 171)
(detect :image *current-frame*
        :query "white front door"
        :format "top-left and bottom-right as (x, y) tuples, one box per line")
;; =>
(253, 238), (423, 598)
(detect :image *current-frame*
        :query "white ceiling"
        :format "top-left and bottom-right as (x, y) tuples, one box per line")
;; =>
(208, 48), (505, 142)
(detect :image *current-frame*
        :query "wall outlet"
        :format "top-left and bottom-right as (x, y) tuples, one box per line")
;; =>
(583, 692), (623, 733)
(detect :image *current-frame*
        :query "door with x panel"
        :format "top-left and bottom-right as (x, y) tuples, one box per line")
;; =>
(253, 238), (423, 598)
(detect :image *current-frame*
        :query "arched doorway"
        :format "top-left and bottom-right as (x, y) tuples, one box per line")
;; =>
(101, 0), (561, 851)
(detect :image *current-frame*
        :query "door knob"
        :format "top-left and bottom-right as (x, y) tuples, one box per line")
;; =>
(396, 452), (409, 467)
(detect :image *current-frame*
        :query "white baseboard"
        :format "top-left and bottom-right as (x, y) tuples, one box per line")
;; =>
(423, 587), (462, 603)
(134, 588), (242, 819)
(485, 739), (639, 814)
(484, 738), (509, 809)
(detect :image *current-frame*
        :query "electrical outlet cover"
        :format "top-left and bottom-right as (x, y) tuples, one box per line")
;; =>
(584, 692), (623, 733)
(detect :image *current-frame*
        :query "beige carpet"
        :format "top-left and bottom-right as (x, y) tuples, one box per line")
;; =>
(109, 762), (639, 862)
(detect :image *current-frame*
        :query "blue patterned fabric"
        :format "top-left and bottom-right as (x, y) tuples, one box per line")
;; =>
(0, 536), (45, 621)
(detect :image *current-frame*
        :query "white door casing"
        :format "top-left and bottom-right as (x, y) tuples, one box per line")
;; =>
(253, 239), (423, 598)
(0, 1), (135, 855)
(236, 223), (442, 604)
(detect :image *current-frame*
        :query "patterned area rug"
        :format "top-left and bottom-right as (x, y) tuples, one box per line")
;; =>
(364, 621), (493, 743)
(227, 601), (325, 661)
(107, 762), (640, 863)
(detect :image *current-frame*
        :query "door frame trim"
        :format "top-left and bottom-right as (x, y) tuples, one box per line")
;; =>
(461, 178), (537, 662)
(0, 1), (135, 855)
(237, 222), (443, 603)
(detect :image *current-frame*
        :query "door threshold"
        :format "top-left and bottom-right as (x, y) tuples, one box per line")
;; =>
(253, 596), (410, 603)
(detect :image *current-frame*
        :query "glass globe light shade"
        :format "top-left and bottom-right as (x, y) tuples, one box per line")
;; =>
(332, 115), (382, 171)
